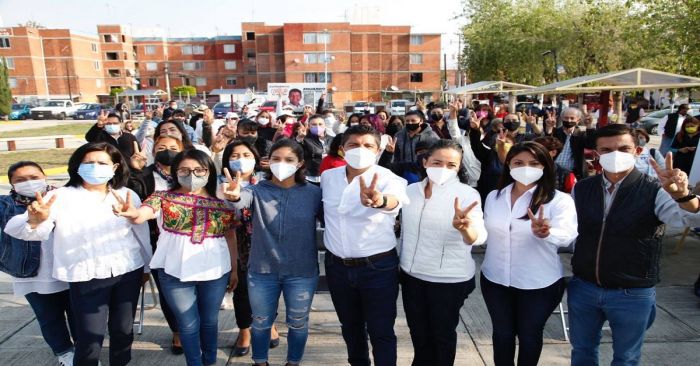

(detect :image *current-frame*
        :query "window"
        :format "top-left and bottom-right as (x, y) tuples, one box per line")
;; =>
(146, 62), (158, 71)
(8, 78), (17, 88)
(121, 35), (126, 42)
(2, 57), (14, 69)
(183, 77), (192, 86)
(410, 54), (423, 65)
(148, 77), (158, 87)
(224, 61), (237, 70)
(96, 79), (102, 88)
(108, 69), (121, 77)
(304, 72), (331, 83)
(144, 45), (156, 55)
(94, 61), (100, 70)
(246, 49), (255, 58)
(192, 45), (204, 54)
(303, 53), (319, 64)
(410, 72), (423, 82)
(226, 77), (237, 86)
(91, 43), (98, 52)
(183, 62), (203, 71)
(181, 45), (193, 55)
(303, 33), (317, 44)
(103, 34), (116, 43)
(105, 52), (118, 60)
(246, 32), (255, 41)
(195, 77), (207, 86)
(303, 32), (330, 44)
(410, 35), (424, 45)
(223, 44), (236, 53)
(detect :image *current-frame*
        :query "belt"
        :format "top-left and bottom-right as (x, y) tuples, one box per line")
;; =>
(328, 249), (396, 267)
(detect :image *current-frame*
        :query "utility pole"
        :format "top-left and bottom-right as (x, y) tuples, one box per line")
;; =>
(164, 63), (171, 100)
(323, 29), (328, 86)
(64, 59), (72, 101)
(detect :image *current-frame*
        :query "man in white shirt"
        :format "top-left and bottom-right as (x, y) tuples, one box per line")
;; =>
(321, 125), (408, 366)
(657, 104), (689, 156)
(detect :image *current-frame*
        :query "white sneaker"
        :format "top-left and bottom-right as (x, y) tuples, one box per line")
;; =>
(57, 351), (74, 366)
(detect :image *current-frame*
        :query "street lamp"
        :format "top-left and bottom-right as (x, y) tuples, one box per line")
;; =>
(541, 49), (560, 82)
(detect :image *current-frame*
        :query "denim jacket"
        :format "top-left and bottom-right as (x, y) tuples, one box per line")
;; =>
(0, 195), (41, 277)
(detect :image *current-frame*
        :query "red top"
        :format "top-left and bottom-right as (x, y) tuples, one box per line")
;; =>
(319, 155), (347, 174)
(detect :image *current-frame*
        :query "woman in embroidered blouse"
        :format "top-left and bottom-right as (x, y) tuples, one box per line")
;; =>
(4, 142), (152, 366)
(117, 149), (239, 366)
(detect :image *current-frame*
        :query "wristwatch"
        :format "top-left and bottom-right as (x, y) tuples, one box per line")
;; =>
(675, 193), (697, 203)
(372, 195), (388, 209)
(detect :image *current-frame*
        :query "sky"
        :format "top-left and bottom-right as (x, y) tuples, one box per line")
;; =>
(0, 0), (465, 68)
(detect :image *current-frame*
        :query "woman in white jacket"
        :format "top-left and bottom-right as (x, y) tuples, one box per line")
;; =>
(400, 139), (487, 366)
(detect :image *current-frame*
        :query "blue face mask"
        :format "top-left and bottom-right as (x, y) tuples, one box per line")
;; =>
(104, 124), (121, 135)
(78, 163), (115, 185)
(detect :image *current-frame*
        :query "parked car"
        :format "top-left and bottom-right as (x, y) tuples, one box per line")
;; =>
(389, 100), (410, 116)
(30, 100), (80, 120)
(640, 108), (699, 135)
(9, 104), (32, 120)
(259, 100), (278, 113)
(212, 102), (240, 119)
(74, 103), (106, 120)
(354, 101), (375, 114)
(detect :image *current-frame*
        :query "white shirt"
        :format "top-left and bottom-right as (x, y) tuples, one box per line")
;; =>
(321, 165), (408, 258)
(11, 232), (69, 297)
(4, 186), (152, 282)
(481, 184), (578, 289)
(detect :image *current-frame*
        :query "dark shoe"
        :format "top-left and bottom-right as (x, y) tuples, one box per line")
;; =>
(171, 339), (184, 355)
(233, 335), (250, 357)
(269, 337), (280, 348)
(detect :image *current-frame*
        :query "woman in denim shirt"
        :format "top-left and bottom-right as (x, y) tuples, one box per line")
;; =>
(222, 139), (322, 366)
(0, 161), (74, 366)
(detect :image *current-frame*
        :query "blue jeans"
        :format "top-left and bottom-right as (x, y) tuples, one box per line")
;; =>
(324, 252), (400, 366)
(158, 270), (230, 366)
(25, 290), (75, 356)
(247, 272), (318, 364)
(568, 276), (656, 366)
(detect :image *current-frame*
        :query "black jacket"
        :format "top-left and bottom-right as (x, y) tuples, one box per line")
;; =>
(299, 135), (326, 177)
(663, 112), (684, 138)
(545, 127), (595, 179)
(126, 165), (160, 252)
(85, 124), (137, 159)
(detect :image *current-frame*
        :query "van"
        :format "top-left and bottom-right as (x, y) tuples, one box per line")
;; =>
(390, 99), (410, 116)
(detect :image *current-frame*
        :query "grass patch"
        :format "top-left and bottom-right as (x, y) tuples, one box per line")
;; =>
(0, 124), (92, 138)
(0, 148), (76, 175)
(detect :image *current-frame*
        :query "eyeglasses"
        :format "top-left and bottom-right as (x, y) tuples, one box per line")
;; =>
(176, 168), (208, 177)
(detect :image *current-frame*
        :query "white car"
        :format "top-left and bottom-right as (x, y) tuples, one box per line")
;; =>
(30, 100), (80, 120)
(389, 99), (411, 116)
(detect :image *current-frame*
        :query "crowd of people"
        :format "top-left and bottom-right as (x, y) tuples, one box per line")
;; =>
(1, 89), (700, 366)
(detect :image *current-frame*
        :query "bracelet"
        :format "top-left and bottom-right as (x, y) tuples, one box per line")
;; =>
(373, 195), (388, 209)
(675, 193), (697, 203)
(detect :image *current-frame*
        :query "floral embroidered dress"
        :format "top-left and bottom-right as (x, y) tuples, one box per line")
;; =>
(143, 191), (238, 281)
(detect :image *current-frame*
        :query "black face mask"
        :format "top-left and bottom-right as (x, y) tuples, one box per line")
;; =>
(386, 123), (401, 137)
(406, 123), (421, 131)
(503, 121), (520, 131)
(562, 121), (577, 128)
(155, 150), (179, 166)
(430, 113), (443, 122)
(240, 135), (258, 145)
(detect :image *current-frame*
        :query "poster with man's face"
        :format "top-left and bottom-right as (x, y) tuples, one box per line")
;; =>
(268, 83), (326, 113)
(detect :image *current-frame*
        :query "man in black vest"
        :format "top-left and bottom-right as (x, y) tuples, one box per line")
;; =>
(543, 107), (595, 179)
(658, 103), (689, 156)
(568, 124), (700, 366)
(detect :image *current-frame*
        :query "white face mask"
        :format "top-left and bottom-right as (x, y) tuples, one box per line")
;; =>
(425, 167), (457, 186)
(344, 147), (377, 169)
(229, 158), (256, 174)
(13, 179), (47, 197)
(510, 166), (544, 186)
(599, 151), (636, 173)
(257, 117), (270, 126)
(270, 162), (298, 181)
(324, 116), (336, 125)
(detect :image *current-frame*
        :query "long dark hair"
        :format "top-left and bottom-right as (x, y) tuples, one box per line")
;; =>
(66, 142), (129, 189)
(497, 141), (556, 220)
(264, 138), (307, 184)
(154, 120), (194, 149)
(422, 139), (469, 184)
(221, 139), (261, 176)
(170, 149), (218, 197)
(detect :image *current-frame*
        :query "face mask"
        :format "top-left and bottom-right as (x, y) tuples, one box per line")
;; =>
(13, 179), (47, 197)
(324, 116), (336, 125)
(510, 166), (544, 186)
(425, 167), (457, 186)
(503, 121), (520, 131)
(406, 123), (421, 131)
(639, 139), (648, 147)
(177, 173), (209, 192)
(240, 135), (258, 145)
(78, 163), (115, 185)
(430, 113), (443, 122)
(104, 124), (121, 135)
(598, 151), (636, 173)
(562, 121), (577, 128)
(270, 162), (298, 181)
(155, 150), (179, 166)
(229, 158), (256, 173)
(344, 147), (377, 169)
(257, 117), (270, 126)
(386, 124), (400, 137)
(310, 126), (325, 136)
(686, 126), (698, 134)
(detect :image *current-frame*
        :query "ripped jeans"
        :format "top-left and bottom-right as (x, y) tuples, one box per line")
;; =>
(247, 272), (319, 364)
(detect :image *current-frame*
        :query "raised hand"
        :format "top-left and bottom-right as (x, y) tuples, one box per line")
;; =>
(97, 110), (109, 127)
(384, 136), (396, 153)
(296, 123), (308, 140)
(469, 112), (482, 130)
(545, 110), (557, 130)
(130, 141), (147, 170)
(359, 173), (384, 208)
(448, 99), (463, 119)
(527, 206), (551, 238)
(651, 152), (690, 198)
(525, 109), (537, 125)
(111, 189), (138, 219)
(27, 192), (56, 227)
(155, 105), (165, 118)
(211, 134), (229, 153)
(453, 197), (478, 231)
(496, 129), (508, 145)
(221, 168), (242, 201)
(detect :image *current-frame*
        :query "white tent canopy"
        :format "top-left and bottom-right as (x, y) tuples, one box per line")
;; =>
(515, 68), (700, 95)
(446, 81), (535, 95)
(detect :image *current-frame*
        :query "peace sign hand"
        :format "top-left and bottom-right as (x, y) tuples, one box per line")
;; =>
(496, 129), (508, 145)
(111, 189), (138, 219)
(525, 109), (537, 125)
(130, 141), (147, 170)
(650, 152), (690, 198)
(545, 110), (557, 128)
(469, 112), (482, 130)
(222, 168), (242, 201)
(527, 206), (551, 238)
(359, 173), (384, 208)
(97, 110), (109, 127)
(448, 99), (463, 120)
(27, 192), (57, 227)
(384, 136), (396, 153)
(453, 198), (479, 231)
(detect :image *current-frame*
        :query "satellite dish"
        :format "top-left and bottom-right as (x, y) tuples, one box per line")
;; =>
(390, 85), (398, 91)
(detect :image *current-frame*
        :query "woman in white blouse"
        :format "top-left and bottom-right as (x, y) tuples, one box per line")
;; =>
(481, 141), (578, 366)
(4, 142), (152, 366)
(400, 139), (487, 366)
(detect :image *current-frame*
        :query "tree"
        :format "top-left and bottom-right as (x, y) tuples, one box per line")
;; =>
(17, 20), (46, 28)
(109, 87), (124, 97)
(173, 85), (197, 98)
(0, 59), (13, 117)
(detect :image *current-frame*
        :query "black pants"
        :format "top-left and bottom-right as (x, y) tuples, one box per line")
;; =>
(401, 272), (475, 366)
(480, 273), (565, 366)
(150, 268), (179, 333)
(69, 267), (144, 366)
(232, 265), (252, 329)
